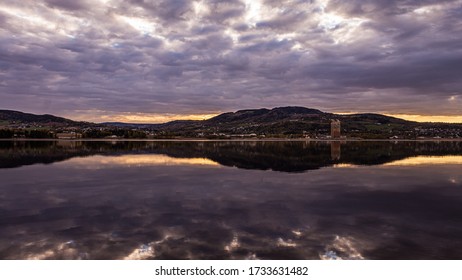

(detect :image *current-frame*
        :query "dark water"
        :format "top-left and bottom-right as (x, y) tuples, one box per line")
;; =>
(0, 140), (462, 260)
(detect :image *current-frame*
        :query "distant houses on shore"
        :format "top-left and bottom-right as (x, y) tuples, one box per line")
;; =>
(56, 132), (82, 139)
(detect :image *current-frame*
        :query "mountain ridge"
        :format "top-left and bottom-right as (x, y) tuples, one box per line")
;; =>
(0, 107), (414, 126)
(1, 107), (461, 139)
(0, 109), (88, 126)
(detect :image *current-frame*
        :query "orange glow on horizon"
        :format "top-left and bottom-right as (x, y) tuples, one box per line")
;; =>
(69, 111), (219, 124)
(100, 113), (218, 123)
(68, 110), (462, 124)
(335, 112), (462, 123)
(65, 154), (221, 167)
(385, 114), (462, 123)
(384, 155), (462, 166)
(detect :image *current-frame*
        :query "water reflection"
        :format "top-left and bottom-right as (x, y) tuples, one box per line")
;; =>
(331, 141), (341, 161)
(1, 140), (462, 171)
(66, 155), (220, 168)
(0, 140), (461, 259)
(61, 153), (462, 169)
(384, 155), (462, 166)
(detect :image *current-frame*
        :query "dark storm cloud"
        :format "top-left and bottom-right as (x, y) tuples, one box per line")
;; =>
(0, 0), (461, 120)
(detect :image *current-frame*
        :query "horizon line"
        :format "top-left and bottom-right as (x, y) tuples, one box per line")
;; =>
(2, 107), (462, 124)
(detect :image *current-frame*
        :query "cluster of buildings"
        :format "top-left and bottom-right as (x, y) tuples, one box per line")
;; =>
(56, 132), (83, 139)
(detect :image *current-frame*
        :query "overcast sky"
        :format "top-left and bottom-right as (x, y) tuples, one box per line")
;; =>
(1, 0), (461, 123)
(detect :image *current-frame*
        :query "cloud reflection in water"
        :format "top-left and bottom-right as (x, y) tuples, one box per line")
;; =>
(0, 141), (462, 259)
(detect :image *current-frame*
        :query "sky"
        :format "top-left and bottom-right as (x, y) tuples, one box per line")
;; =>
(0, 0), (461, 123)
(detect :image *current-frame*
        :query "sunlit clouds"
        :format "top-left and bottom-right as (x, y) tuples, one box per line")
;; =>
(1, 0), (461, 122)
(388, 114), (462, 123)
(72, 110), (219, 123)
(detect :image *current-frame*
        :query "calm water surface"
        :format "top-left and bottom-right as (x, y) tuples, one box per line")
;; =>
(0, 140), (462, 259)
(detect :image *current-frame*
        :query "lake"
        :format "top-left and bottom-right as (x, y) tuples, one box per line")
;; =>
(0, 140), (461, 259)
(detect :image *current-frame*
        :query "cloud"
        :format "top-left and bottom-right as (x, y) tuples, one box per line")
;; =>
(43, 0), (92, 11)
(0, 0), (461, 121)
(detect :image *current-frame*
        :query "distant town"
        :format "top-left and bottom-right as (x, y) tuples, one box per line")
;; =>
(1, 107), (462, 140)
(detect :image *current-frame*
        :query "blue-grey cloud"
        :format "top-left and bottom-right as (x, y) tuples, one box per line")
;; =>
(0, 0), (461, 121)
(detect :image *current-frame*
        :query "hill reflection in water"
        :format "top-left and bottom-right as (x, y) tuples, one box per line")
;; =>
(0, 140), (462, 260)
(1, 140), (462, 171)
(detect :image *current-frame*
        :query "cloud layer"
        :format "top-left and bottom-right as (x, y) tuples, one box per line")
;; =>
(0, 0), (461, 121)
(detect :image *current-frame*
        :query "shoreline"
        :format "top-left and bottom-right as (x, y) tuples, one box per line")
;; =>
(1, 138), (462, 142)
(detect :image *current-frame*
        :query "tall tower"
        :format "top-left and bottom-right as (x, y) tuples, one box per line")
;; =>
(331, 120), (341, 138)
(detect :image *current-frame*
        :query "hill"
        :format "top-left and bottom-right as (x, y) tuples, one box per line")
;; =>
(208, 107), (324, 123)
(1, 107), (462, 139)
(145, 106), (422, 138)
(0, 110), (84, 127)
